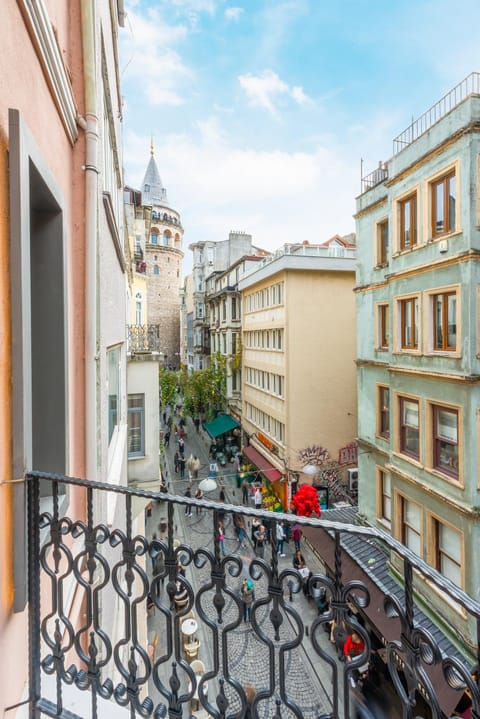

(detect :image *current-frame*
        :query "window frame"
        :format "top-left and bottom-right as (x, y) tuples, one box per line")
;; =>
(376, 302), (389, 350)
(127, 393), (145, 458)
(432, 290), (457, 352)
(376, 468), (391, 527)
(398, 395), (420, 461)
(427, 514), (463, 589)
(431, 169), (456, 238)
(398, 494), (422, 557)
(399, 192), (417, 250)
(398, 295), (420, 351)
(376, 218), (389, 266)
(426, 401), (460, 481)
(377, 385), (390, 439)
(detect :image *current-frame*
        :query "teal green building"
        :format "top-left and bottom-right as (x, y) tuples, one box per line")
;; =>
(355, 73), (480, 661)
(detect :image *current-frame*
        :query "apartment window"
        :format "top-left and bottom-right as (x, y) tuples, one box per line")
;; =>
(400, 497), (422, 555)
(430, 519), (462, 586)
(108, 346), (121, 443)
(377, 220), (389, 265)
(222, 300), (227, 321)
(232, 297), (237, 320)
(432, 405), (459, 478)
(128, 394), (145, 457)
(378, 386), (390, 438)
(400, 297), (418, 349)
(378, 304), (389, 349)
(399, 193), (417, 249)
(433, 292), (457, 351)
(432, 171), (456, 237)
(377, 470), (391, 526)
(232, 333), (237, 355)
(400, 397), (419, 459)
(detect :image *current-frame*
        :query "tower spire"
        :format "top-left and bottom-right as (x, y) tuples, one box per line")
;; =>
(150, 136), (154, 156)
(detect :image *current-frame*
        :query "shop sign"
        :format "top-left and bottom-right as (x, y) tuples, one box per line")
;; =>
(338, 442), (358, 466)
(257, 432), (277, 454)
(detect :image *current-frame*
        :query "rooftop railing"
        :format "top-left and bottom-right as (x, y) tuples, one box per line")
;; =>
(361, 72), (480, 194)
(393, 72), (480, 155)
(27, 472), (480, 719)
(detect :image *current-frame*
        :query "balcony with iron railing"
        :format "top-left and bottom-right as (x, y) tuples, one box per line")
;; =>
(26, 471), (480, 719)
(127, 324), (161, 354)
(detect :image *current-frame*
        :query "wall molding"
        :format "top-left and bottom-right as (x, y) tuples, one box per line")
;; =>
(18, 0), (79, 144)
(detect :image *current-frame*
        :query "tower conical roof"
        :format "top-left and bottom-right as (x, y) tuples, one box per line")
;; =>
(141, 154), (169, 207)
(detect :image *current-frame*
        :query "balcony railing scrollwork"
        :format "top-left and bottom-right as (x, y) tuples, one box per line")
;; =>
(127, 324), (161, 354)
(27, 472), (480, 719)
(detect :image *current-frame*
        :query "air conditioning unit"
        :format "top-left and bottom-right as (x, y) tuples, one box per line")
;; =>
(347, 468), (359, 493)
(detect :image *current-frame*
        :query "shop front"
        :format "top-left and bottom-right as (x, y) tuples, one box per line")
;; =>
(203, 414), (241, 466)
(242, 445), (287, 511)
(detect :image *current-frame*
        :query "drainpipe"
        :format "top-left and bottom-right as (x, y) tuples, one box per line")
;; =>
(79, 0), (99, 483)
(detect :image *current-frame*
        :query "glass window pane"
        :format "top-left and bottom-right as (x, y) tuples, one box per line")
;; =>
(441, 556), (461, 585)
(448, 176), (456, 231)
(447, 294), (456, 347)
(437, 409), (457, 442)
(439, 524), (461, 562)
(435, 182), (444, 233)
(403, 400), (418, 428)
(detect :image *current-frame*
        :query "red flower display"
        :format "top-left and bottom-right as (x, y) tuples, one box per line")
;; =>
(291, 484), (321, 517)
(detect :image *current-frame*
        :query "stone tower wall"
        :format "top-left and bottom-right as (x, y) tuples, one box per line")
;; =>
(146, 242), (183, 367)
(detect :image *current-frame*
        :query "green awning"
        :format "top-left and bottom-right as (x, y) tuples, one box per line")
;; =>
(203, 414), (240, 438)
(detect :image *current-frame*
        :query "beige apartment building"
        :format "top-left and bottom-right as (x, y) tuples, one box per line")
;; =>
(238, 238), (358, 509)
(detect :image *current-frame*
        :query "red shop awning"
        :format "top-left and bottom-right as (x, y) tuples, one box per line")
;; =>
(243, 445), (284, 482)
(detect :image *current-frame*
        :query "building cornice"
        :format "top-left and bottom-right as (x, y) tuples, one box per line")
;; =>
(355, 250), (480, 293)
(385, 462), (480, 518)
(356, 358), (480, 384)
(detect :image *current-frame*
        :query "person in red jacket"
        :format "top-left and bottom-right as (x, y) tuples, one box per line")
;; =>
(344, 632), (367, 688)
(343, 631), (365, 660)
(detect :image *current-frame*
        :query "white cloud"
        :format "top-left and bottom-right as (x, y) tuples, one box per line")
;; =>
(123, 118), (358, 276)
(224, 6), (244, 21)
(238, 70), (312, 117)
(121, 7), (192, 106)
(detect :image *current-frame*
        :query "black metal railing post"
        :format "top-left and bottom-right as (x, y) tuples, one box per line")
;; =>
(27, 473), (41, 719)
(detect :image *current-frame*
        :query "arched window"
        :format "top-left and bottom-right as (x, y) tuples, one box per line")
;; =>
(153, 265), (160, 275)
(150, 231), (158, 244)
(154, 255), (158, 261)
(163, 231), (170, 246)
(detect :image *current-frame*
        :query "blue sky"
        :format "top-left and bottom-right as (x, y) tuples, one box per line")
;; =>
(120, 0), (480, 272)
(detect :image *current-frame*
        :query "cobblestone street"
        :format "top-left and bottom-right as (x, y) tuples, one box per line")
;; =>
(146, 414), (345, 718)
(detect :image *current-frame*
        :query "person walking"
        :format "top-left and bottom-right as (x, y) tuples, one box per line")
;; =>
(179, 455), (186, 479)
(251, 517), (261, 550)
(194, 417), (200, 433)
(241, 478), (250, 505)
(174, 451), (180, 473)
(254, 487), (262, 509)
(178, 436), (185, 455)
(276, 521), (286, 557)
(233, 513), (247, 547)
(163, 429), (170, 447)
(292, 522), (302, 551)
(218, 520), (226, 556)
(162, 410), (167, 425)
(184, 486), (192, 517)
(194, 488), (203, 515)
(254, 524), (267, 558)
(241, 579), (255, 622)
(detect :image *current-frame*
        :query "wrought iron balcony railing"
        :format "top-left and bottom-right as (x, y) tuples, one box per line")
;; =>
(127, 324), (161, 354)
(27, 472), (480, 719)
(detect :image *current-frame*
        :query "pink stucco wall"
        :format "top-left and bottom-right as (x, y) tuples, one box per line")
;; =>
(0, 0), (86, 710)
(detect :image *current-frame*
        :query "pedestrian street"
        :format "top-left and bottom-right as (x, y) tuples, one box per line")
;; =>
(145, 415), (347, 719)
